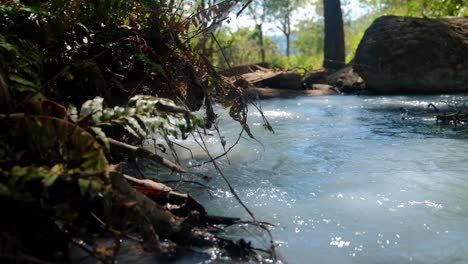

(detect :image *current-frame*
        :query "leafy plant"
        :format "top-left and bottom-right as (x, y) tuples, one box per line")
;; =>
(0, 35), (44, 93)
(74, 95), (203, 143)
(0, 115), (109, 220)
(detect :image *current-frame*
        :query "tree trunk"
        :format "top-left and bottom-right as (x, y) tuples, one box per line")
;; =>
(281, 18), (291, 58)
(323, 0), (345, 70)
(256, 24), (266, 63)
(285, 16), (291, 58)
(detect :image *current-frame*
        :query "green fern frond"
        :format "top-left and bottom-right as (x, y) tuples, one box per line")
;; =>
(76, 95), (202, 140)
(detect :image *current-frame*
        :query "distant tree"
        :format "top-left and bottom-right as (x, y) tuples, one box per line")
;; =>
(247, 0), (270, 63)
(269, 0), (305, 58)
(358, 0), (467, 17)
(323, 0), (345, 70)
(294, 19), (324, 56)
(213, 27), (278, 67)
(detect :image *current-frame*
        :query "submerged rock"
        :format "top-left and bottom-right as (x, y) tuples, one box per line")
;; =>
(354, 15), (468, 93)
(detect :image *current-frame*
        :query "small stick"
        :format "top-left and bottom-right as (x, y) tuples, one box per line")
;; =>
(108, 138), (186, 173)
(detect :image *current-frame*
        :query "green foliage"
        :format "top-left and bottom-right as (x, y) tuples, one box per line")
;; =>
(77, 95), (203, 140)
(291, 19), (325, 69)
(211, 27), (278, 67)
(0, 115), (109, 220)
(0, 1), (264, 260)
(213, 0), (466, 72)
(1, 115), (109, 173)
(8, 0), (154, 28)
(267, 0), (307, 19)
(0, 35), (43, 93)
(406, 0), (467, 17)
(358, 0), (467, 17)
(135, 53), (166, 77)
(342, 0), (467, 63)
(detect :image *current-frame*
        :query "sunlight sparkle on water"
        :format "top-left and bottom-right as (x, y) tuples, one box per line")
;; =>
(142, 95), (468, 263)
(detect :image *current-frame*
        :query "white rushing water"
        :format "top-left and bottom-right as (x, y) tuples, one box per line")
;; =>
(140, 94), (468, 263)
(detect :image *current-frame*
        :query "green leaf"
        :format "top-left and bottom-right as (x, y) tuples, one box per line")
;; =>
(78, 178), (102, 197)
(11, 166), (28, 177)
(135, 53), (166, 76)
(123, 124), (140, 138)
(0, 183), (10, 196)
(42, 173), (59, 187)
(8, 73), (38, 87)
(124, 116), (147, 137)
(78, 95), (200, 140)
(1, 116), (109, 177)
(0, 40), (18, 53)
(67, 105), (79, 122)
(91, 126), (110, 150)
(80, 97), (104, 118)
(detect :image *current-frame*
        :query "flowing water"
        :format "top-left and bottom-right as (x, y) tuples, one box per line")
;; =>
(136, 95), (468, 263)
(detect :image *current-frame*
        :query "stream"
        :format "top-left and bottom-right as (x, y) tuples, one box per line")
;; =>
(132, 94), (468, 263)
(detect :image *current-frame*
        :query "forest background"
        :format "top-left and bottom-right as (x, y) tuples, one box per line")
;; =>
(205, 0), (467, 71)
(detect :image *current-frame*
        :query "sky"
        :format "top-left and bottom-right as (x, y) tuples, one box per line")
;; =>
(227, 0), (369, 35)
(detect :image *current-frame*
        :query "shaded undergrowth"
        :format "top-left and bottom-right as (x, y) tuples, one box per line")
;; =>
(0, 1), (278, 263)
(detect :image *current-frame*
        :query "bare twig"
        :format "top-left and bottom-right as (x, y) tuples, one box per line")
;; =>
(236, 0), (253, 17)
(163, 132), (181, 165)
(108, 138), (186, 173)
(161, 180), (214, 190)
(214, 121), (229, 164)
(191, 129), (256, 222)
(427, 103), (440, 113)
(70, 238), (110, 264)
(166, 139), (195, 159)
(89, 212), (143, 243)
(250, 100), (275, 135)
(188, 128), (244, 168)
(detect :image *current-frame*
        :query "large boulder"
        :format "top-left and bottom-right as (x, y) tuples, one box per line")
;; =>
(354, 16), (468, 93)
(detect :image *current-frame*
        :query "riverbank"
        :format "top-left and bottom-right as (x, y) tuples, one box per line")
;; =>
(222, 64), (364, 100)
(246, 86), (339, 99)
(0, 2), (277, 263)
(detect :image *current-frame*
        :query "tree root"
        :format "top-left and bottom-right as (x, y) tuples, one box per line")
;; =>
(110, 172), (188, 238)
(110, 171), (276, 261)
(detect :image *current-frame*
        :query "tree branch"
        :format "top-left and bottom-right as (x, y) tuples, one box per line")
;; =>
(108, 138), (186, 173)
